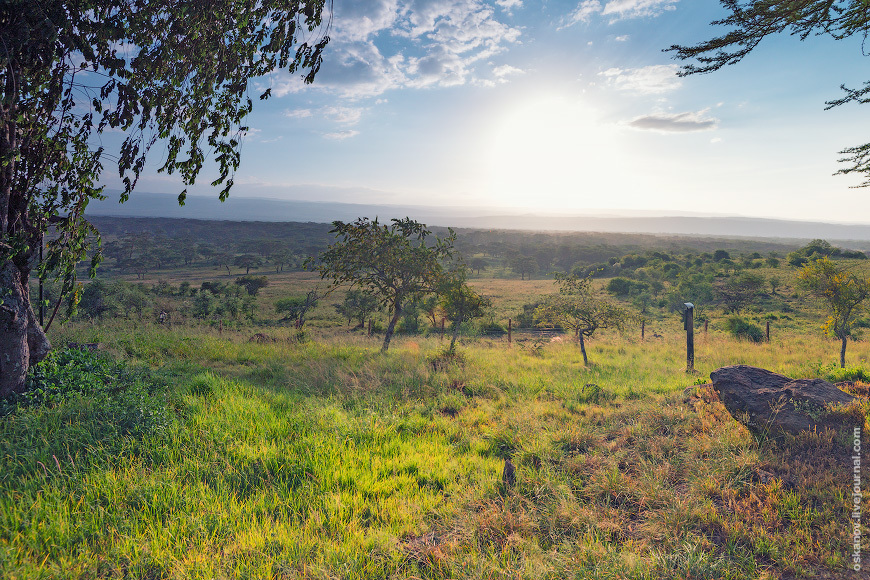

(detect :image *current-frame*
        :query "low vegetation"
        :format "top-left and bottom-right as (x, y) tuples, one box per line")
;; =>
(3, 223), (869, 578)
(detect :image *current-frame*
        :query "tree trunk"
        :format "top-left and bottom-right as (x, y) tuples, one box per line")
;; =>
(0, 261), (51, 398)
(1, 91), (51, 397)
(841, 335), (848, 369)
(578, 332), (589, 366)
(449, 324), (459, 353)
(382, 307), (402, 352)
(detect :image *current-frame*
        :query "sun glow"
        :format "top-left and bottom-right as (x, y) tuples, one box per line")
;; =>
(483, 95), (627, 210)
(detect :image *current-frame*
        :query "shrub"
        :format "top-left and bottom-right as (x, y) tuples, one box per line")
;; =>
(725, 316), (764, 343)
(1, 348), (171, 436)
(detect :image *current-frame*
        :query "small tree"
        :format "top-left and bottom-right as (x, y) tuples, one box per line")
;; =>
(440, 268), (492, 353)
(714, 272), (764, 313)
(470, 257), (487, 275)
(235, 275), (269, 296)
(315, 218), (455, 352)
(233, 254), (263, 275)
(276, 290), (320, 329)
(798, 257), (870, 368)
(334, 289), (381, 328)
(535, 273), (629, 365)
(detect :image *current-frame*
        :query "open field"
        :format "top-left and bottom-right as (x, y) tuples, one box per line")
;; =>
(1, 318), (868, 579)
(5, 226), (870, 578)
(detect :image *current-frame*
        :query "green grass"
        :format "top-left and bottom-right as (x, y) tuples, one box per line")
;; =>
(1, 320), (868, 578)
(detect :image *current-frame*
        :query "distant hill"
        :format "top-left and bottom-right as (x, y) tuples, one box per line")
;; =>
(85, 191), (870, 247)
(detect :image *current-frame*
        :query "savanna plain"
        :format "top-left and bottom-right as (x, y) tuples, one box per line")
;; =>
(2, 221), (869, 580)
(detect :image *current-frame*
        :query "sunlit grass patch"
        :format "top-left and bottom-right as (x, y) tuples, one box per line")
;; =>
(3, 322), (868, 578)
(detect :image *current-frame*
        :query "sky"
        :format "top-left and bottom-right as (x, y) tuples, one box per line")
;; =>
(118, 0), (870, 223)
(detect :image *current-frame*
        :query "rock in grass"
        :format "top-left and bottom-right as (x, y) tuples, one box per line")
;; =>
(709, 365), (857, 437)
(502, 457), (516, 489)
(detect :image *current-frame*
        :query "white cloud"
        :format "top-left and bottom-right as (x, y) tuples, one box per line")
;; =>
(285, 106), (366, 126)
(493, 64), (525, 78)
(285, 1), (522, 98)
(309, 41), (406, 98)
(284, 108), (313, 119)
(602, 0), (678, 20)
(321, 106), (364, 125)
(562, 0), (676, 26)
(627, 109), (718, 132)
(614, 35), (629, 42)
(563, 1), (602, 27)
(333, 0), (400, 42)
(599, 64), (681, 94)
(323, 130), (361, 140)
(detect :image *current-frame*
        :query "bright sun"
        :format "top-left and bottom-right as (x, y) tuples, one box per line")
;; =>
(483, 94), (627, 210)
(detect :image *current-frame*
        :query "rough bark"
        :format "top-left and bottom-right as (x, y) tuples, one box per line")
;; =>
(382, 308), (402, 352)
(0, 261), (50, 398)
(578, 333), (589, 365)
(840, 336), (847, 368)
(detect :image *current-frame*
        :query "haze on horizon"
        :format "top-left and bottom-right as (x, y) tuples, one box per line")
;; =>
(97, 1), (870, 224)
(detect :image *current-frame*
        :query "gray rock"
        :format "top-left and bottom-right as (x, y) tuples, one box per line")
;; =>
(709, 365), (857, 437)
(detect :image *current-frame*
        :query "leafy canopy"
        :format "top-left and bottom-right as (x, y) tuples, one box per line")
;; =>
(536, 272), (629, 338)
(797, 256), (870, 340)
(315, 217), (455, 351)
(1, 0), (330, 305)
(667, 1), (870, 185)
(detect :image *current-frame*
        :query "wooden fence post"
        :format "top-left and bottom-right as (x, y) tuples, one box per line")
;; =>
(766, 320), (770, 342)
(641, 319), (645, 341)
(684, 303), (694, 373)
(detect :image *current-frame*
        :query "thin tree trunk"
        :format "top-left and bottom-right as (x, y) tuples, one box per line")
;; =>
(578, 332), (589, 365)
(449, 324), (459, 353)
(382, 307), (402, 352)
(841, 335), (847, 368)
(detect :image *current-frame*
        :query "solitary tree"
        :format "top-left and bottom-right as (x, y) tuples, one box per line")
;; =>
(276, 289), (320, 329)
(315, 218), (455, 352)
(535, 273), (629, 365)
(233, 254), (263, 275)
(798, 257), (870, 368)
(234, 275), (269, 296)
(669, 1), (870, 185)
(439, 267), (492, 353)
(714, 272), (765, 313)
(0, 1), (331, 397)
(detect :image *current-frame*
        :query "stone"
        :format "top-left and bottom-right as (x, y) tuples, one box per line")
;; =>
(709, 365), (857, 437)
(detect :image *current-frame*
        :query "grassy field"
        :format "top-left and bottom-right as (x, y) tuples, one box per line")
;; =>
(1, 308), (868, 579)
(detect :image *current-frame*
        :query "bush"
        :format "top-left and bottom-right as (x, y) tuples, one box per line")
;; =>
(725, 316), (764, 343)
(820, 365), (870, 384)
(1, 348), (172, 436)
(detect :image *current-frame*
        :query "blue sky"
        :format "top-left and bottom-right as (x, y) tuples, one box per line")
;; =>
(123, 0), (870, 223)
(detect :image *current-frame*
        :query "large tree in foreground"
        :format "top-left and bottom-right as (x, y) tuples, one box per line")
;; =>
(668, 1), (870, 185)
(315, 218), (455, 352)
(0, 1), (331, 397)
(798, 256), (870, 368)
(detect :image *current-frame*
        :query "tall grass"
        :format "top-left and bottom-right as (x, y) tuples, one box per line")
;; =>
(1, 323), (867, 578)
